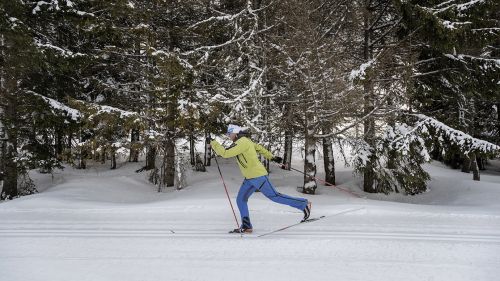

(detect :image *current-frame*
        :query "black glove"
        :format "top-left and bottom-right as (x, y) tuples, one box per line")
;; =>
(206, 137), (213, 144)
(271, 156), (283, 163)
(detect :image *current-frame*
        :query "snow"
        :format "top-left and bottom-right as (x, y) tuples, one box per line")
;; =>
(33, 1), (50, 15)
(424, 0), (486, 15)
(349, 60), (374, 81)
(412, 114), (500, 154)
(457, 0), (485, 12)
(96, 105), (137, 118)
(441, 20), (472, 29)
(8, 17), (19, 28)
(34, 40), (86, 58)
(134, 24), (150, 30)
(1, 153), (500, 281)
(445, 53), (500, 68)
(32, 0), (94, 17)
(75, 11), (94, 17)
(79, 101), (138, 120)
(95, 94), (105, 103)
(31, 92), (81, 120)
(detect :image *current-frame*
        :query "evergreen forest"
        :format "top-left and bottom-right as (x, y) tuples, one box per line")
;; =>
(1, 0), (499, 200)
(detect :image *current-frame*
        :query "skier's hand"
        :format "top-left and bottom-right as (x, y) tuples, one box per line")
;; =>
(271, 156), (283, 163)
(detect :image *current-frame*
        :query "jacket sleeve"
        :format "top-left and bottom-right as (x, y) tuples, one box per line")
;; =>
(210, 139), (249, 158)
(254, 143), (273, 160)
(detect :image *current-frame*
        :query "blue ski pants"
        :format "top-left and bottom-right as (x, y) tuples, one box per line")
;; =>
(237, 175), (308, 229)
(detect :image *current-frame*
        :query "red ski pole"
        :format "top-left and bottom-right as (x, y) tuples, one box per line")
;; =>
(273, 162), (362, 198)
(213, 152), (240, 229)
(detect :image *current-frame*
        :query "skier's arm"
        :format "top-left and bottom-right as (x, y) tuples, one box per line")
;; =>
(255, 143), (284, 164)
(254, 143), (273, 160)
(210, 140), (249, 158)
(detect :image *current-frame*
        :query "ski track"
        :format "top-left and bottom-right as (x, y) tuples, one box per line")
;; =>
(1, 219), (500, 242)
(2, 162), (500, 281)
(2, 231), (500, 281)
(2, 229), (500, 243)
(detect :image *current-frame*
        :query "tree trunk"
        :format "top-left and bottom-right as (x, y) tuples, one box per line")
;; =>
(101, 147), (106, 164)
(110, 146), (117, 169)
(75, 128), (86, 169)
(146, 145), (156, 170)
(93, 142), (99, 161)
(362, 84), (376, 193)
(164, 136), (175, 187)
(387, 98), (397, 170)
(264, 144), (270, 172)
(204, 131), (212, 166)
(387, 149), (397, 170)
(445, 153), (462, 169)
(79, 155), (86, 169)
(76, 146), (86, 169)
(497, 102), (500, 145)
(67, 131), (73, 161)
(461, 153), (471, 173)
(362, 4), (376, 193)
(322, 137), (335, 185)
(129, 129), (140, 162)
(283, 131), (292, 170)
(363, 157), (375, 192)
(470, 152), (480, 181)
(189, 134), (195, 166)
(163, 94), (177, 188)
(55, 127), (63, 161)
(194, 153), (206, 172)
(1, 43), (19, 197)
(3, 140), (18, 199)
(0, 128), (5, 182)
(2, 95), (18, 199)
(303, 128), (317, 194)
(477, 156), (485, 170)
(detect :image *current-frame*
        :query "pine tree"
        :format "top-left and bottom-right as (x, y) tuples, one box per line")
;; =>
(398, 0), (500, 179)
(326, 0), (410, 193)
(1, 0), (46, 198)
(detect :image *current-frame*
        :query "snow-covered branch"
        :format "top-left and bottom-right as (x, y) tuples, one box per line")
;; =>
(187, 8), (247, 30)
(424, 0), (486, 15)
(398, 114), (500, 155)
(445, 54), (500, 68)
(34, 39), (86, 58)
(32, 0), (95, 16)
(28, 91), (82, 120)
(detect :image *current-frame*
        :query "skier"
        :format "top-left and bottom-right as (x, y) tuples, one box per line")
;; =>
(208, 124), (311, 234)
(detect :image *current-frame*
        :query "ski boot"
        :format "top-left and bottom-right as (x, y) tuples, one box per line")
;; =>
(301, 201), (312, 222)
(229, 227), (253, 234)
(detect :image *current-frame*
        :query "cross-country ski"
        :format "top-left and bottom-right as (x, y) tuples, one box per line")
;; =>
(258, 208), (364, 237)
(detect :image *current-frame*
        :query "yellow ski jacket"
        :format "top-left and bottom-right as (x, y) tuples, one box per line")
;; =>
(210, 137), (273, 179)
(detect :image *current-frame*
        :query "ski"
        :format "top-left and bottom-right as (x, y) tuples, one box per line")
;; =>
(257, 207), (364, 237)
(256, 216), (325, 237)
(228, 229), (253, 234)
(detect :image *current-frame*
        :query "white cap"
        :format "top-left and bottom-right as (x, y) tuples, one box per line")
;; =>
(226, 124), (242, 135)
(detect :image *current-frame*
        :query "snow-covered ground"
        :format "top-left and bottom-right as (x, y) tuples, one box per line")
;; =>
(1, 157), (500, 281)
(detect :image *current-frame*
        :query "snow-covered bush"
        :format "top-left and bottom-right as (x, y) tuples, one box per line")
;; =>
(354, 114), (500, 195)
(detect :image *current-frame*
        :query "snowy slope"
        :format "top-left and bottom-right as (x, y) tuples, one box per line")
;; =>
(1, 158), (500, 281)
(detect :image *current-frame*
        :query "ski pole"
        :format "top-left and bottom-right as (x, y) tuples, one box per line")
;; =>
(212, 150), (241, 229)
(272, 162), (362, 198)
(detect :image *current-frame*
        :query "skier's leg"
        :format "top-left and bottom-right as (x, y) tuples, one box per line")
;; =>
(236, 179), (258, 229)
(258, 176), (308, 210)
